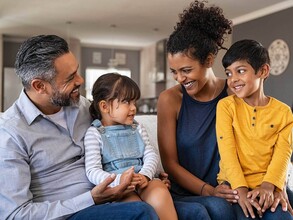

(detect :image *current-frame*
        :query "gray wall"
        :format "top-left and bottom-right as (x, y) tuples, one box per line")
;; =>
(233, 7), (293, 107)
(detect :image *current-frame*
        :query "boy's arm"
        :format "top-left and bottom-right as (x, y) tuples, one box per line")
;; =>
(262, 110), (293, 191)
(216, 99), (248, 189)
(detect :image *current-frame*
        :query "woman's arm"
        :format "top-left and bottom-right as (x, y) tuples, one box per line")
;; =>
(157, 87), (205, 195)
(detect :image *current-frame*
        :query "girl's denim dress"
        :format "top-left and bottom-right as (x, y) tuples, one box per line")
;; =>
(91, 119), (145, 174)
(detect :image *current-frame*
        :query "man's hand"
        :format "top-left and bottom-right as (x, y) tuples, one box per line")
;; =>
(91, 167), (135, 204)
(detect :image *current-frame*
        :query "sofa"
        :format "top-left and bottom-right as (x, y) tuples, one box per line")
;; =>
(1, 111), (292, 190)
(135, 114), (293, 191)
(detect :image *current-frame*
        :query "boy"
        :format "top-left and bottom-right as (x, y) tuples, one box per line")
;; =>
(216, 39), (293, 220)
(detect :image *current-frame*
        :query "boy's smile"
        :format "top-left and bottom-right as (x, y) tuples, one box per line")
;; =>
(225, 60), (268, 106)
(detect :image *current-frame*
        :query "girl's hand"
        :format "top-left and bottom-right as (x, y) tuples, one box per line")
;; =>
(120, 167), (140, 189)
(237, 187), (256, 218)
(136, 173), (149, 190)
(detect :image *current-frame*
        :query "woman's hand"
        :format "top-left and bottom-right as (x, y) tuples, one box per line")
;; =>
(159, 172), (171, 189)
(213, 184), (239, 203)
(237, 187), (256, 218)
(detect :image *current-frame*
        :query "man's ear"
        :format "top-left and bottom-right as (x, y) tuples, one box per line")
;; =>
(31, 79), (47, 94)
(98, 100), (109, 113)
(205, 53), (215, 68)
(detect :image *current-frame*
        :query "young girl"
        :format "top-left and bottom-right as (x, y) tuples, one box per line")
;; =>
(216, 39), (293, 220)
(84, 73), (177, 220)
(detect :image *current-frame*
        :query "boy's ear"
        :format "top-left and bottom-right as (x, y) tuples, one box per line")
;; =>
(99, 100), (109, 113)
(259, 64), (270, 79)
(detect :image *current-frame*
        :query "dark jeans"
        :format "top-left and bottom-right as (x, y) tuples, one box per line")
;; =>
(231, 186), (293, 220)
(232, 203), (292, 220)
(67, 201), (159, 220)
(173, 194), (236, 220)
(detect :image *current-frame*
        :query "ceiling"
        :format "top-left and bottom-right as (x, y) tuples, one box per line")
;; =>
(1, 0), (293, 49)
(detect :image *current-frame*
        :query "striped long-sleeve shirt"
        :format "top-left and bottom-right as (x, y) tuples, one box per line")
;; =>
(84, 122), (159, 187)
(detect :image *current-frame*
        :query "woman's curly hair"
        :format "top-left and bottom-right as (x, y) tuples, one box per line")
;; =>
(167, 0), (232, 64)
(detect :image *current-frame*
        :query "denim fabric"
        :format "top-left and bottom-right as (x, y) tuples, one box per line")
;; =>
(172, 194), (236, 220)
(92, 119), (145, 174)
(232, 203), (293, 220)
(174, 201), (211, 220)
(68, 202), (159, 220)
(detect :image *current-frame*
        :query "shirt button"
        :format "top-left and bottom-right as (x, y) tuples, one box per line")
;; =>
(252, 117), (256, 120)
(252, 123), (255, 126)
(270, 124), (274, 128)
(254, 109), (257, 112)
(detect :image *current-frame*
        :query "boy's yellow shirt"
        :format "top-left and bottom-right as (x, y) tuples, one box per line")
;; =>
(216, 95), (293, 191)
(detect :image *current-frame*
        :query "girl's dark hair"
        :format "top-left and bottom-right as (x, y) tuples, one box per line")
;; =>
(167, 0), (232, 64)
(222, 39), (270, 73)
(89, 73), (141, 120)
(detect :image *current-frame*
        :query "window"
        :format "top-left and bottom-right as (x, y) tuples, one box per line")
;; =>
(85, 67), (131, 100)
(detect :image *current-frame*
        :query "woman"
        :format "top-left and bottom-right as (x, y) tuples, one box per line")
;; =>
(157, 1), (235, 219)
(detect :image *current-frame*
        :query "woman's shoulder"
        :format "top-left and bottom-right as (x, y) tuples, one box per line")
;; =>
(158, 84), (182, 104)
(157, 84), (182, 118)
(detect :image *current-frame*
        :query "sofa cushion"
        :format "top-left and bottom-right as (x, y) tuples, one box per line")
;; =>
(135, 114), (164, 173)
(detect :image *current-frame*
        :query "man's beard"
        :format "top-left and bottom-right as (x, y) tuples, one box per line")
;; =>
(50, 88), (80, 106)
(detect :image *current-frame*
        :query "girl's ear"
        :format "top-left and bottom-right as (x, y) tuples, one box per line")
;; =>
(259, 63), (270, 80)
(99, 100), (109, 113)
(205, 53), (215, 68)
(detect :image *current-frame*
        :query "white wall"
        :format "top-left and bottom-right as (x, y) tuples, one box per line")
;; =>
(140, 43), (156, 98)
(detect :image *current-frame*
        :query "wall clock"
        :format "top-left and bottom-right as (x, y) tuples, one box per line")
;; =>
(268, 39), (290, 76)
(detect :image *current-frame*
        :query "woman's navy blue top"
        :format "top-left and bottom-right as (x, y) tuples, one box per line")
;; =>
(171, 82), (228, 196)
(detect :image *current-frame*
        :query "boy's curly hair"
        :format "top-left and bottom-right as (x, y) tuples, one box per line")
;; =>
(167, 0), (232, 64)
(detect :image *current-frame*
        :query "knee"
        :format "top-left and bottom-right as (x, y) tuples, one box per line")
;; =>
(262, 205), (292, 220)
(140, 179), (170, 199)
